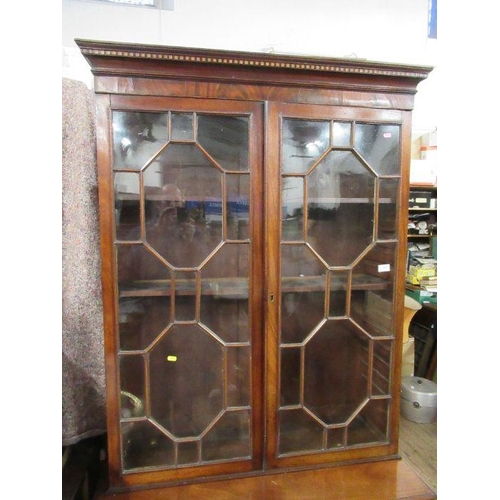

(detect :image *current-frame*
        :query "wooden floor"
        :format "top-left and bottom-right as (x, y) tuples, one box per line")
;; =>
(398, 416), (437, 493)
(71, 415), (437, 499)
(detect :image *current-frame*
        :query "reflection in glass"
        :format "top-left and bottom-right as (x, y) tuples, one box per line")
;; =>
(115, 172), (141, 240)
(226, 173), (250, 240)
(171, 112), (194, 141)
(354, 123), (400, 175)
(113, 110), (256, 472)
(282, 119), (330, 174)
(120, 355), (145, 418)
(332, 122), (351, 147)
(198, 115), (249, 171)
(112, 111), (168, 170)
(149, 325), (224, 438)
(144, 144), (222, 268)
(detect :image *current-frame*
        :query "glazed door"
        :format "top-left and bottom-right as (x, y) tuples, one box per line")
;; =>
(265, 102), (409, 468)
(100, 96), (264, 487)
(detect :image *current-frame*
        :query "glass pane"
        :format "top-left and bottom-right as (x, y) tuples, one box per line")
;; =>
(113, 108), (255, 472)
(120, 355), (145, 418)
(118, 296), (171, 351)
(282, 119), (330, 174)
(304, 320), (370, 425)
(354, 123), (400, 176)
(280, 347), (301, 406)
(329, 270), (349, 317)
(174, 271), (196, 321)
(202, 410), (251, 461)
(378, 178), (399, 240)
(346, 399), (389, 446)
(198, 115), (249, 171)
(372, 340), (392, 396)
(149, 325), (224, 438)
(226, 173), (250, 240)
(122, 421), (175, 470)
(117, 244), (170, 289)
(200, 243), (249, 343)
(171, 112), (194, 141)
(144, 144), (222, 268)
(227, 346), (250, 407)
(115, 172), (140, 240)
(332, 122), (351, 147)
(351, 243), (396, 337)
(327, 427), (346, 449)
(112, 111), (168, 170)
(282, 177), (304, 242)
(307, 150), (375, 266)
(281, 245), (326, 344)
(278, 409), (324, 455)
(177, 441), (199, 465)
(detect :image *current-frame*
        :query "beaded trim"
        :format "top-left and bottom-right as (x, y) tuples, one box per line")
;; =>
(80, 47), (427, 79)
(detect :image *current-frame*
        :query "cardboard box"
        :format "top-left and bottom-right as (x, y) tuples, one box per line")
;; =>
(409, 159), (437, 186)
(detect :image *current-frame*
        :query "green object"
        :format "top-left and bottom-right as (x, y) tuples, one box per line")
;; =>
(406, 289), (437, 305)
(430, 236), (437, 259)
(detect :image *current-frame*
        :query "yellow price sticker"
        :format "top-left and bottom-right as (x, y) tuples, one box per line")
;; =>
(167, 355), (178, 362)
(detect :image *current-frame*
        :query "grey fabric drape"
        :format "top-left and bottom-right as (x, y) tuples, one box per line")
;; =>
(62, 78), (106, 446)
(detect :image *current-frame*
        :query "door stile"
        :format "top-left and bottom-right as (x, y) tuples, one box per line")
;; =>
(94, 93), (123, 486)
(264, 102), (282, 469)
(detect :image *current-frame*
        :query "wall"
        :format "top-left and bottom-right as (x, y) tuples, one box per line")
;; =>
(62, 0), (437, 129)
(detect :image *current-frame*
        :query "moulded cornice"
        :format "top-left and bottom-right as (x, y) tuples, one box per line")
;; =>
(75, 39), (432, 85)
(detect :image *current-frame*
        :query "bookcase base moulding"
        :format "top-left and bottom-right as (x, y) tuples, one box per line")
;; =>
(77, 39), (432, 493)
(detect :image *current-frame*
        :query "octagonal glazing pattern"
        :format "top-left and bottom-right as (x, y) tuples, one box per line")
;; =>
(303, 320), (370, 425)
(307, 150), (375, 267)
(281, 244), (326, 344)
(144, 144), (223, 268)
(149, 325), (224, 438)
(278, 114), (400, 457)
(112, 108), (255, 472)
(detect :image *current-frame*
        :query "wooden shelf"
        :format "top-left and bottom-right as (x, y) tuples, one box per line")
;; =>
(119, 274), (391, 298)
(409, 184), (437, 189)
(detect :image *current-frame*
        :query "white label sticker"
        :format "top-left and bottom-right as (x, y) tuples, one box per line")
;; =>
(378, 264), (391, 272)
